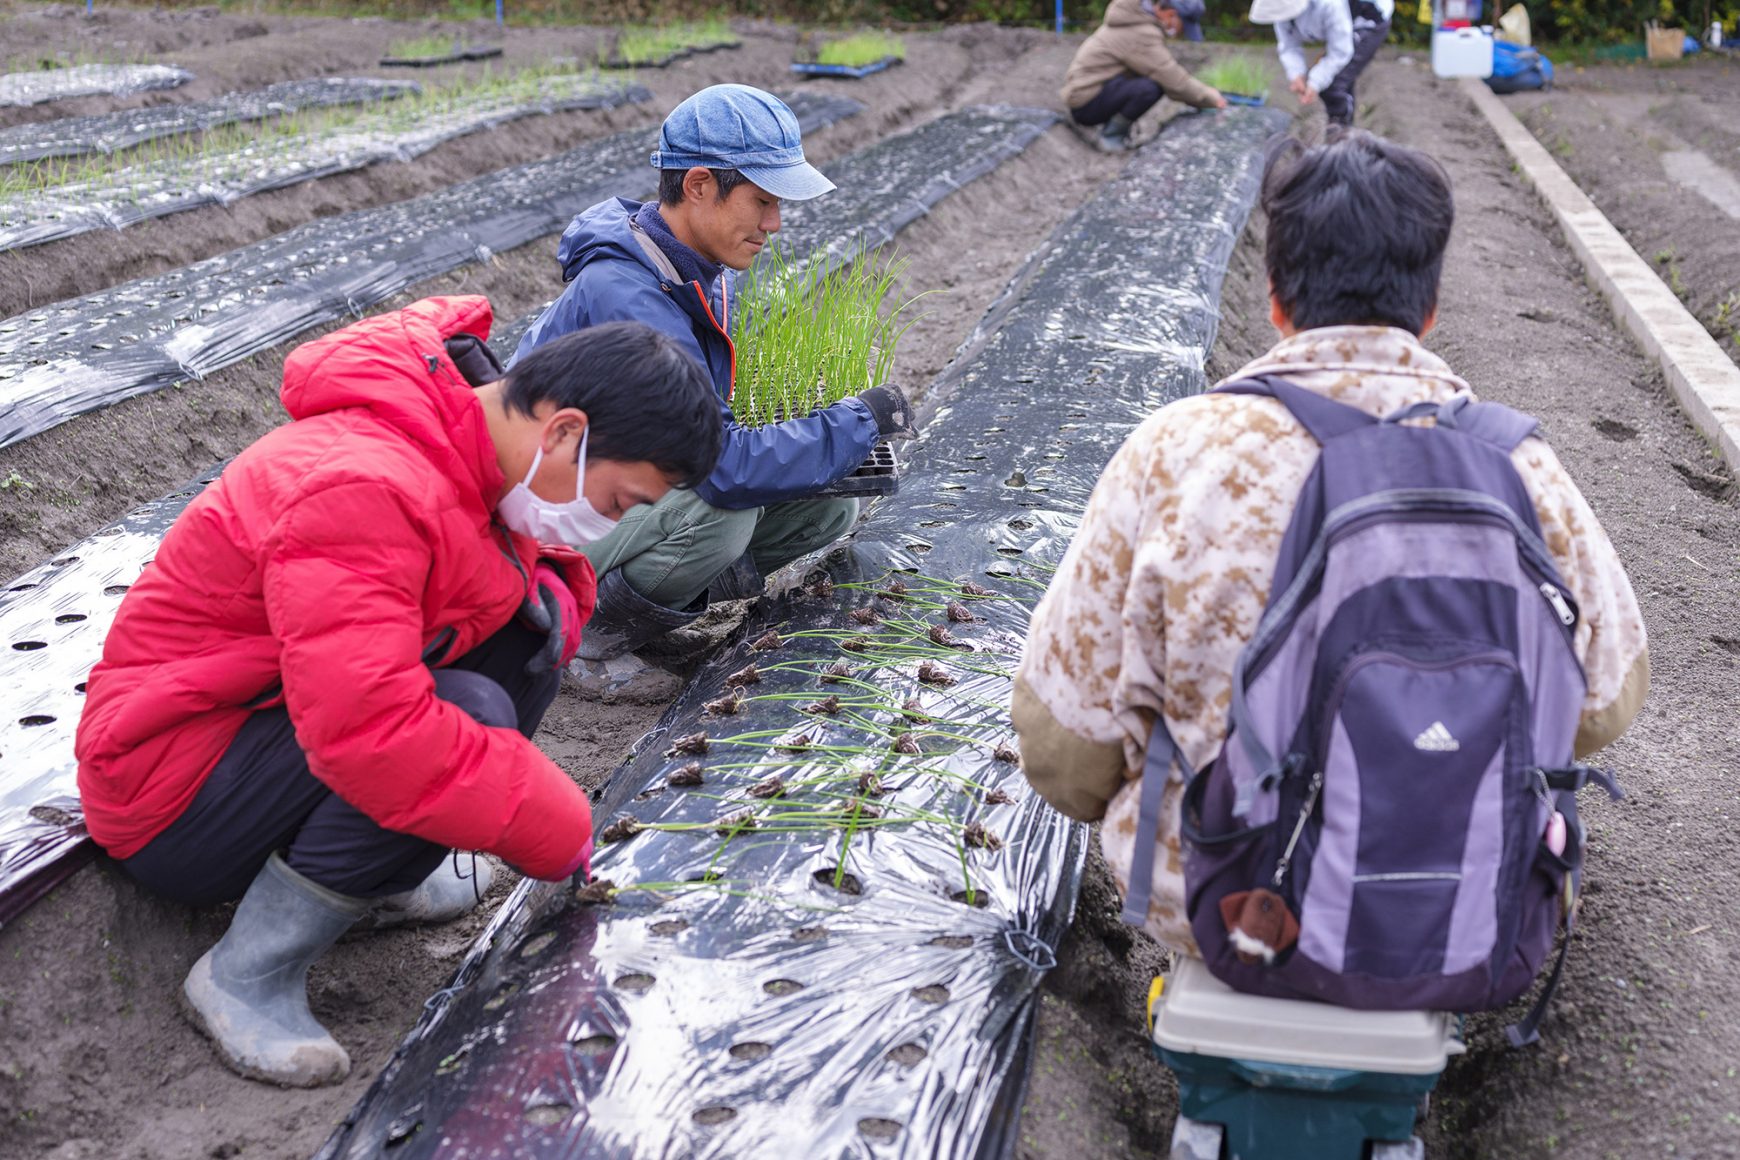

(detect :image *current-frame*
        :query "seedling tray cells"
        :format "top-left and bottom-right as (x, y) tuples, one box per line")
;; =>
(317, 106), (1282, 1160)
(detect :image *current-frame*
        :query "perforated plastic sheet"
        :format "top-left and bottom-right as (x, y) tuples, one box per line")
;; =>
(0, 91), (861, 451)
(317, 105), (1283, 1160)
(0, 63), (192, 108)
(0, 465), (222, 927)
(0, 77), (420, 167)
(0, 75), (651, 253)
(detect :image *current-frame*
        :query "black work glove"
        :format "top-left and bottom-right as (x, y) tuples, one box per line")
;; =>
(517, 562), (579, 675)
(855, 382), (918, 440)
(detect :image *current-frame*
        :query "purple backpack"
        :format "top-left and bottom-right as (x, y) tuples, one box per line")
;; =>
(1123, 375), (1620, 1044)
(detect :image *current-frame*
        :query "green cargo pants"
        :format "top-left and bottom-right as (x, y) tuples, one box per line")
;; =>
(576, 487), (859, 611)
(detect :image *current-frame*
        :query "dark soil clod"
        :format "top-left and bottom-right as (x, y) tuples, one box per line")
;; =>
(724, 663), (761, 687)
(813, 866), (863, 894)
(984, 787), (1015, 806)
(598, 817), (643, 844)
(858, 771), (883, 796)
(892, 732), (922, 755)
(750, 630), (783, 651)
(886, 1043), (928, 1066)
(928, 623), (959, 647)
(993, 742), (1020, 764)
(916, 660), (955, 686)
(748, 773), (786, 798)
(960, 581), (994, 597)
(666, 731), (709, 756)
(840, 635), (871, 653)
(821, 661), (853, 683)
(945, 600), (978, 623)
(715, 807), (758, 834)
(880, 578), (909, 600)
(803, 694), (841, 714)
(859, 1118), (904, 1141)
(850, 604), (880, 624)
(808, 575), (835, 599)
(848, 799), (883, 819)
(963, 820), (1003, 851)
(912, 984), (951, 1003)
(668, 761), (705, 787)
(901, 697), (930, 723)
(791, 925), (829, 942)
(573, 878), (617, 905)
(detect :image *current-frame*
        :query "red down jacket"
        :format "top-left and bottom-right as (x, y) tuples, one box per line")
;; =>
(76, 296), (597, 879)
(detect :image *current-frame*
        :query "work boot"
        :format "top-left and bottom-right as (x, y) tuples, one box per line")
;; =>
(568, 568), (701, 704)
(705, 551), (764, 604)
(181, 853), (368, 1087)
(1095, 114), (1134, 153)
(365, 853), (494, 929)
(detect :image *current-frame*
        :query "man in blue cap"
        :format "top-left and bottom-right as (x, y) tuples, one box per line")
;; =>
(513, 84), (916, 700)
(1061, 0), (1227, 154)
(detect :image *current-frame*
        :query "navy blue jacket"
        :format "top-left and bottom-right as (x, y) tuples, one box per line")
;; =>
(511, 197), (880, 509)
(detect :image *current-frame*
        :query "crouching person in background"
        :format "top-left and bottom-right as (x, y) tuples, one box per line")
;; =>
(75, 297), (722, 1087)
(1061, 0), (1227, 154)
(1012, 129), (1647, 956)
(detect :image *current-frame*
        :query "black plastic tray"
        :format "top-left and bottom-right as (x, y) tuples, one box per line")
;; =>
(813, 439), (899, 498)
(790, 56), (903, 79)
(380, 46), (503, 67)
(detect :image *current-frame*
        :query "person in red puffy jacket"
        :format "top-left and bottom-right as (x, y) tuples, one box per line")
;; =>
(74, 296), (722, 1088)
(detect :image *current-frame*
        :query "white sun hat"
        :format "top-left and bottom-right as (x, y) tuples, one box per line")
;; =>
(1250, 0), (1310, 22)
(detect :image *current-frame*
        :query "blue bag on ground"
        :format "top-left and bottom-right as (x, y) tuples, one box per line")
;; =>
(1486, 41), (1553, 92)
(1178, 375), (1619, 1022)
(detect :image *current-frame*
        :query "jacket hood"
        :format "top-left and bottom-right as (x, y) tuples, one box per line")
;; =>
(1104, 0), (1157, 28)
(556, 196), (672, 284)
(279, 295), (505, 517)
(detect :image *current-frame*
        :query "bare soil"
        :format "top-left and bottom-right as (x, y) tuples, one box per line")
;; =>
(1, 9), (1737, 1157)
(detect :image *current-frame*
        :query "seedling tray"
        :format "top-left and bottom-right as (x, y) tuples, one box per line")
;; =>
(815, 439), (899, 498)
(1222, 91), (1268, 107)
(600, 40), (741, 69)
(790, 56), (903, 79)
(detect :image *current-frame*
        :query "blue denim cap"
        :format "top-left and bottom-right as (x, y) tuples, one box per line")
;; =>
(650, 84), (836, 202)
(1169, 0), (1207, 40)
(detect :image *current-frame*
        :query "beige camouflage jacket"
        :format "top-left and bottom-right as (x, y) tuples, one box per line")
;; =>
(1012, 326), (1650, 955)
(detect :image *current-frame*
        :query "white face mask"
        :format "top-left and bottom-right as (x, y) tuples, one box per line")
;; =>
(496, 428), (619, 547)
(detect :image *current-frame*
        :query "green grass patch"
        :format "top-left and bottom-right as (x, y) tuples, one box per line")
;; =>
(1196, 54), (1275, 96)
(815, 31), (906, 67)
(385, 34), (465, 60)
(730, 246), (924, 428)
(610, 17), (736, 65)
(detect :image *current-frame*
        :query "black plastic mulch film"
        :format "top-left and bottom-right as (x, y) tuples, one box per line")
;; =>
(381, 46), (505, 68)
(318, 107), (1284, 1160)
(0, 77), (422, 167)
(0, 75), (652, 254)
(0, 63), (192, 109)
(0, 102), (1060, 924)
(0, 91), (857, 452)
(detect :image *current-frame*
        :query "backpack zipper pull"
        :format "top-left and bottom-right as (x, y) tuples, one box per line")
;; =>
(1539, 581), (1575, 627)
(1271, 768), (1324, 889)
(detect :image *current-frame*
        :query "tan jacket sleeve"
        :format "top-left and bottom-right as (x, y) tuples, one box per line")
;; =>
(1012, 676), (1126, 821)
(1124, 25), (1221, 108)
(1512, 440), (1650, 756)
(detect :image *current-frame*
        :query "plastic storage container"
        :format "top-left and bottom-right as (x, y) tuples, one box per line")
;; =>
(1152, 957), (1464, 1160)
(1432, 26), (1495, 76)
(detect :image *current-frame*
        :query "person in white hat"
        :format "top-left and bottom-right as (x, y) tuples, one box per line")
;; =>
(1250, 0), (1394, 127)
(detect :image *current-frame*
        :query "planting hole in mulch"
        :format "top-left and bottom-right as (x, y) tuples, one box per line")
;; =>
(28, 805), (76, 826)
(383, 1113), (422, 1148)
(911, 984), (950, 1004)
(928, 934), (974, 950)
(791, 925), (828, 942)
(692, 1106), (738, 1126)
(650, 919), (689, 936)
(763, 978), (804, 996)
(951, 888), (989, 909)
(571, 1033), (617, 1056)
(524, 1102), (571, 1127)
(483, 983), (519, 1012)
(19, 715), (55, 727)
(614, 972), (656, 993)
(103, 584), (129, 595)
(812, 866), (862, 895)
(12, 640), (46, 650)
(729, 1041), (772, 1062)
(886, 1042), (928, 1066)
(519, 931), (556, 959)
(859, 1117), (904, 1141)
(54, 613), (86, 624)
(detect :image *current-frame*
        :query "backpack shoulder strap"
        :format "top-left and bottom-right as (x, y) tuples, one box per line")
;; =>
(1213, 373), (1378, 445)
(1433, 394), (1543, 452)
(1121, 714), (1194, 928)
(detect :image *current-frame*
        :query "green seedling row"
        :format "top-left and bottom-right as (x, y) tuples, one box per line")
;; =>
(729, 244), (924, 428)
(610, 17), (736, 65)
(385, 34), (469, 60)
(815, 31), (906, 67)
(1197, 54), (1276, 97)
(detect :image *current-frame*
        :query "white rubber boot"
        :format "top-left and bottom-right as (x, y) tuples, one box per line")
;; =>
(181, 853), (367, 1087)
(368, 854), (495, 928)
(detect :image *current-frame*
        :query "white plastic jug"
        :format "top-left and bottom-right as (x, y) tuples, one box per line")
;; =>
(1432, 25), (1495, 77)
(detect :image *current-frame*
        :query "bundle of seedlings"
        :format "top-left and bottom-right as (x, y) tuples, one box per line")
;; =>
(603, 18), (739, 68)
(729, 244), (922, 497)
(1197, 55), (1276, 105)
(381, 35), (502, 67)
(793, 31), (906, 77)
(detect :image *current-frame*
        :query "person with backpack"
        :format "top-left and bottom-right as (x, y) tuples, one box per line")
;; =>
(1061, 0), (1229, 155)
(1012, 130), (1647, 1014)
(1251, 0), (1393, 128)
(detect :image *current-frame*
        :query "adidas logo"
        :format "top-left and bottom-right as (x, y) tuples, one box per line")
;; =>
(1413, 722), (1461, 752)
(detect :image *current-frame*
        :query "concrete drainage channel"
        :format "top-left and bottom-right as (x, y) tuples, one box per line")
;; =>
(316, 106), (1283, 1160)
(0, 104), (1062, 936)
